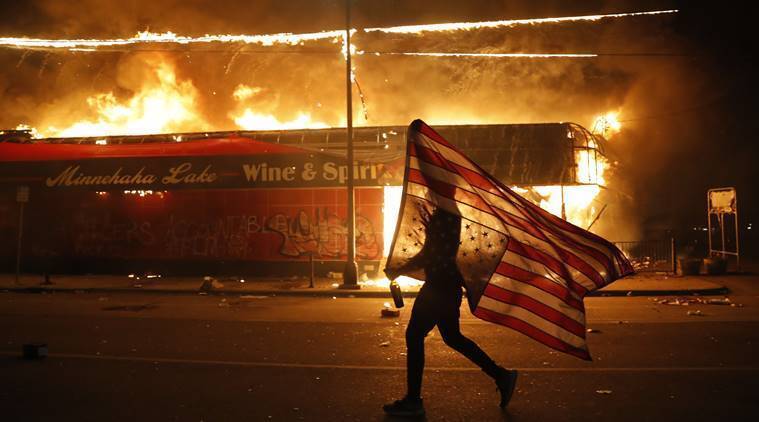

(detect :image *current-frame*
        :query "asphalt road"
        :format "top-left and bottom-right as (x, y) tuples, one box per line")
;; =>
(2, 286), (759, 421)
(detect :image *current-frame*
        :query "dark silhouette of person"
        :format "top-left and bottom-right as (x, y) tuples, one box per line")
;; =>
(383, 208), (517, 417)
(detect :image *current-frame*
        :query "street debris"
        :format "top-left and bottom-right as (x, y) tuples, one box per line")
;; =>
(586, 328), (600, 333)
(199, 276), (224, 292)
(686, 310), (703, 316)
(379, 341), (391, 347)
(595, 390), (613, 395)
(381, 302), (401, 318)
(381, 308), (400, 317)
(656, 296), (743, 307)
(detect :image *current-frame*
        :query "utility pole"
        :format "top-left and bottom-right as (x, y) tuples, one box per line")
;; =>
(341, 0), (359, 289)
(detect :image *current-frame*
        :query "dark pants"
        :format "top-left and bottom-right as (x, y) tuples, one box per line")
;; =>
(406, 285), (500, 399)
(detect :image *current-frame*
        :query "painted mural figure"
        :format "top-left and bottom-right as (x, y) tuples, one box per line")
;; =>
(383, 208), (518, 417)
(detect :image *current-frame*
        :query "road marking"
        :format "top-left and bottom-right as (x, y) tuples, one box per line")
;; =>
(2, 351), (758, 372)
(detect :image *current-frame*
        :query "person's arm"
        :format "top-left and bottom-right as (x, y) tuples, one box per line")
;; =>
(385, 250), (426, 280)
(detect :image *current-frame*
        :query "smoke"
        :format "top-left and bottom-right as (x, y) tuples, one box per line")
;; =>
(2, 0), (747, 240)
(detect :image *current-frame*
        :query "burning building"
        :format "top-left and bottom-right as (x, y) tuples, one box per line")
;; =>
(0, 121), (615, 278)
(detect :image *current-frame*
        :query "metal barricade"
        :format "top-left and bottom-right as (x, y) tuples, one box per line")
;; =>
(613, 238), (675, 272)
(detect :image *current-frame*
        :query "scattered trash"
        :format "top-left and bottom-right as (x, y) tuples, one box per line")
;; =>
(586, 328), (600, 333)
(381, 302), (401, 318)
(22, 343), (48, 359)
(595, 390), (612, 395)
(657, 296), (735, 306)
(381, 308), (401, 318)
(686, 310), (703, 316)
(331, 283), (339, 288)
(218, 302), (230, 308)
(327, 272), (342, 279)
(379, 341), (391, 347)
(97, 297), (109, 302)
(626, 291), (633, 296)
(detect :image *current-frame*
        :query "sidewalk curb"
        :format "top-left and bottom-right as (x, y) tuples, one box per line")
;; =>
(0, 285), (730, 298)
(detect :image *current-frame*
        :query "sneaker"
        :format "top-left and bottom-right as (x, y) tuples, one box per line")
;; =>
(383, 396), (425, 417)
(495, 367), (518, 408)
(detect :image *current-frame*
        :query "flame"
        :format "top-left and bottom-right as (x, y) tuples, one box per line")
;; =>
(592, 112), (622, 138)
(0, 29), (343, 50)
(576, 147), (607, 185)
(529, 185), (601, 227)
(1, 10), (677, 51)
(14, 124), (42, 138)
(364, 10), (677, 34)
(233, 110), (329, 131)
(44, 56), (207, 138)
(230, 84), (329, 130)
(363, 52), (597, 58)
(360, 275), (424, 289)
(383, 186), (404, 256)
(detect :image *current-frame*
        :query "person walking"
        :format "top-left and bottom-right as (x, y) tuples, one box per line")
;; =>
(383, 208), (518, 417)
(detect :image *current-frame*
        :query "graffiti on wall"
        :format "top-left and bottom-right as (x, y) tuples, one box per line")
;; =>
(163, 215), (262, 259)
(266, 209), (380, 259)
(62, 209), (379, 260)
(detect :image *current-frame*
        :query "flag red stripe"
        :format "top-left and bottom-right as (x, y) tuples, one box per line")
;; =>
(473, 307), (591, 361)
(414, 120), (457, 150)
(409, 161), (607, 287)
(407, 168), (498, 217)
(415, 122), (619, 257)
(482, 284), (586, 338)
(409, 142), (459, 173)
(495, 181), (633, 277)
(505, 240), (592, 296)
(495, 262), (584, 310)
(512, 195), (629, 275)
(411, 141), (616, 275)
(393, 120), (636, 361)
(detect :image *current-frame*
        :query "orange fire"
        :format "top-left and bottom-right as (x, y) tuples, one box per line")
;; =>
(592, 111), (622, 138)
(231, 84), (329, 130)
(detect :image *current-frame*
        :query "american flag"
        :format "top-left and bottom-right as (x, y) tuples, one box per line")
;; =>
(386, 120), (634, 360)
